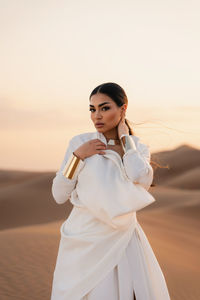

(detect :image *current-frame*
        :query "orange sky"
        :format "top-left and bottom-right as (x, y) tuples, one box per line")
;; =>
(0, 0), (199, 171)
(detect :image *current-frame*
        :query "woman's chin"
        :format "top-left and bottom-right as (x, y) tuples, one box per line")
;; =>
(95, 127), (105, 132)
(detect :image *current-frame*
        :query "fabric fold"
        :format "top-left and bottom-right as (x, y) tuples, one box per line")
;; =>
(51, 206), (137, 300)
(51, 131), (170, 300)
(76, 151), (155, 230)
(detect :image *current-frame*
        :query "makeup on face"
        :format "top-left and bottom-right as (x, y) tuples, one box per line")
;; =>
(89, 95), (123, 133)
(89, 101), (111, 112)
(89, 101), (112, 127)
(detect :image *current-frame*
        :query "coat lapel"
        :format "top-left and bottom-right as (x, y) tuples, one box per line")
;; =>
(94, 130), (140, 181)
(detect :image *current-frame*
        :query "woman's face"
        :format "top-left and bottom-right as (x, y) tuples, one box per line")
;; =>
(89, 93), (127, 133)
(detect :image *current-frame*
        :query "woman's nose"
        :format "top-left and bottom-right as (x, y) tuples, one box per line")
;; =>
(95, 110), (102, 118)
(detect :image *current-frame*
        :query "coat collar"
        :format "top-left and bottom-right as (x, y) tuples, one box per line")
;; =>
(95, 130), (140, 145)
(90, 130), (140, 181)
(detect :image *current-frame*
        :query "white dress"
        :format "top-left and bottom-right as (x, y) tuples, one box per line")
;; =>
(50, 131), (171, 300)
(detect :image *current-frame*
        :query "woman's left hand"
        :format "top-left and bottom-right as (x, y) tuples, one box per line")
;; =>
(117, 109), (129, 139)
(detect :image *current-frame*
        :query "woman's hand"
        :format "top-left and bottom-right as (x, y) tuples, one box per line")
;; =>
(73, 139), (107, 160)
(117, 108), (129, 139)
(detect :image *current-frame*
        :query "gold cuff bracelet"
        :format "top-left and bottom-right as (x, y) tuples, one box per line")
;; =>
(62, 152), (81, 179)
(120, 134), (137, 153)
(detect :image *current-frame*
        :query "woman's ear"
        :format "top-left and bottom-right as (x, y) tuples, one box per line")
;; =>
(120, 105), (127, 117)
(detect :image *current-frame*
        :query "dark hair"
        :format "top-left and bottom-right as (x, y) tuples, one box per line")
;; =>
(89, 82), (167, 187)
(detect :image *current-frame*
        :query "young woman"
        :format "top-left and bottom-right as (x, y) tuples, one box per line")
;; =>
(50, 83), (171, 300)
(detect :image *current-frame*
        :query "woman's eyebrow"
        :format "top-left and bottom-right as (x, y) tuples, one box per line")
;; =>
(89, 101), (111, 108)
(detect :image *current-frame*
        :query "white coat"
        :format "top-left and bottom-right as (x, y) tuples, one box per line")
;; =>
(50, 131), (171, 300)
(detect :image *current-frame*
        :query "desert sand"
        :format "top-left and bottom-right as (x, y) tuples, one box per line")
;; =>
(0, 144), (199, 300)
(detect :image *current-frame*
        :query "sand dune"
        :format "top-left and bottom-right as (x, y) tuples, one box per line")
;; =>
(152, 144), (200, 186)
(0, 222), (59, 300)
(0, 169), (43, 187)
(0, 144), (200, 300)
(0, 169), (73, 230)
(0, 171), (199, 231)
(164, 166), (200, 190)
(0, 194), (199, 300)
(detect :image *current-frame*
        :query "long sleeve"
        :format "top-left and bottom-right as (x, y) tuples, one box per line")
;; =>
(122, 137), (153, 191)
(52, 137), (85, 204)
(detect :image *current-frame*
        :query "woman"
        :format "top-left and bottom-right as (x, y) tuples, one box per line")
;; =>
(50, 82), (171, 300)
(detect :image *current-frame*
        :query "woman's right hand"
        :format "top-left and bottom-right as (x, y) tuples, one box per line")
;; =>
(73, 139), (107, 160)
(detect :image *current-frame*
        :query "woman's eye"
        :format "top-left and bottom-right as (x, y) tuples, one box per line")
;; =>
(89, 106), (110, 112)
(102, 106), (110, 111)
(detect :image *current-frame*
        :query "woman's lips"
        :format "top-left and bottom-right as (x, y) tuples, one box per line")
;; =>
(95, 123), (104, 127)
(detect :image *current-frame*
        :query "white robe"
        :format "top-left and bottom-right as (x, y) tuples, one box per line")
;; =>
(50, 131), (171, 300)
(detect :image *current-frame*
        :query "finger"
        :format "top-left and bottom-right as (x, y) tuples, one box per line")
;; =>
(95, 139), (106, 144)
(91, 139), (102, 143)
(93, 139), (106, 145)
(94, 141), (107, 147)
(96, 145), (107, 150)
(98, 150), (106, 155)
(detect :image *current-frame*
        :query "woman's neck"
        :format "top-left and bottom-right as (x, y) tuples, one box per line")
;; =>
(103, 128), (119, 141)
